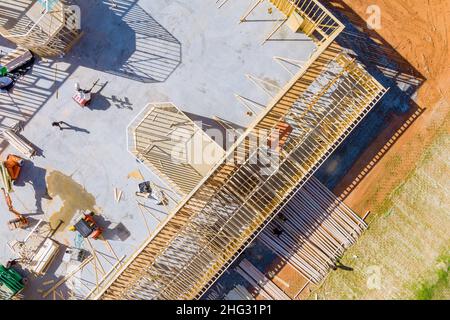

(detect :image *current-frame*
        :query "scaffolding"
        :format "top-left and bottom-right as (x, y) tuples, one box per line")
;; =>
(0, 0), (81, 57)
(96, 0), (387, 300)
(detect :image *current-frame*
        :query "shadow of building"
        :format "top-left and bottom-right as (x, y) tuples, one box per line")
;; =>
(69, 0), (182, 83)
(314, 0), (426, 192)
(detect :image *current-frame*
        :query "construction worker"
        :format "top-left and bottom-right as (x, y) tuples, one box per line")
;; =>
(272, 227), (283, 238)
(52, 121), (64, 130)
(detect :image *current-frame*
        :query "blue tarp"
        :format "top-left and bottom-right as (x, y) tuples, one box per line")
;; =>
(36, 0), (59, 11)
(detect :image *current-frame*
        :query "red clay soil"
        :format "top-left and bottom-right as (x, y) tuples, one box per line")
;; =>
(269, 260), (310, 299)
(333, 0), (450, 214)
(253, 257), (310, 300)
(268, 0), (450, 298)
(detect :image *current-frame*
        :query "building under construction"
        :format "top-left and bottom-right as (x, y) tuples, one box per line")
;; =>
(94, 0), (387, 300)
(0, 0), (81, 57)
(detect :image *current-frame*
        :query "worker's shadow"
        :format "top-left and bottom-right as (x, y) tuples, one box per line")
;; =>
(59, 121), (90, 134)
(94, 215), (131, 242)
(15, 160), (51, 215)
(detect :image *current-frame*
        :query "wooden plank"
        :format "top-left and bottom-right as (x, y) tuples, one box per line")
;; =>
(42, 256), (94, 298)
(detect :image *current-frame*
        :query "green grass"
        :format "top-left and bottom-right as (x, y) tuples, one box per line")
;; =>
(414, 254), (450, 300)
(311, 130), (450, 300)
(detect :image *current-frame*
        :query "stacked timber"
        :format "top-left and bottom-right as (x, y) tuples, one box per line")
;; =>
(0, 47), (33, 73)
(2, 129), (36, 158)
(235, 266), (273, 300)
(236, 259), (290, 300)
(224, 285), (254, 300)
(260, 176), (367, 283)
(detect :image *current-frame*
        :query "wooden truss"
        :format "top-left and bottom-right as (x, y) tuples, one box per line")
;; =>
(128, 103), (225, 196)
(41, 235), (125, 300)
(240, 0), (344, 44)
(8, 219), (124, 300)
(0, 0), (81, 57)
(95, 0), (387, 300)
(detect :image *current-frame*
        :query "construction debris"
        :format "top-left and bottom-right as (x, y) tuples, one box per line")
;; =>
(136, 181), (168, 205)
(0, 154), (29, 230)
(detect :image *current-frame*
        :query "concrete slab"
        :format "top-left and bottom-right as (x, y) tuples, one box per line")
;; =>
(0, 0), (315, 299)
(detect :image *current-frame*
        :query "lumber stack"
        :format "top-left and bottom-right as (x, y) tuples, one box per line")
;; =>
(0, 47), (33, 73)
(2, 129), (36, 158)
(234, 267), (273, 300)
(260, 176), (367, 283)
(237, 259), (291, 300)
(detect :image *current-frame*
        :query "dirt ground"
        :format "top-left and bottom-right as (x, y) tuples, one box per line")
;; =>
(267, 258), (310, 299)
(313, 122), (449, 299)
(334, 0), (450, 214)
(310, 0), (450, 299)
(259, 0), (450, 300)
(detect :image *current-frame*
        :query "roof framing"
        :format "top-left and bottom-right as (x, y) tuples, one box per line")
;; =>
(96, 0), (387, 300)
(0, 0), (81, 57)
